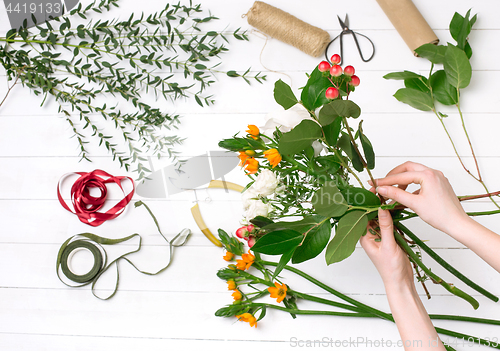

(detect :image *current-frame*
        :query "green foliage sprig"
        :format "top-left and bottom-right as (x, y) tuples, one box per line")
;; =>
(384, 10), (500, 208)
(0, 0), (265, 179)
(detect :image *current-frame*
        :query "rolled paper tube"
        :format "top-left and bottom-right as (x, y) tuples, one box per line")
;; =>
(376, 0), (439, 55)
(245, 1), (330, 57)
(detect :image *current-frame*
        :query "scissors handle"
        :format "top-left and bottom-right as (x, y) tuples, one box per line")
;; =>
(350, 31), (375, 63)
(325, 30), (375, 65)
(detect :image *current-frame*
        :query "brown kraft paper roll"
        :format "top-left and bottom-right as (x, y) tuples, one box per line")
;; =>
(376, 0), (439, 55)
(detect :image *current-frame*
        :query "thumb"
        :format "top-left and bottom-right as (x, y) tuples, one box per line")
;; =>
(378, 208), (396, 248)
(377, 185), (416, 209)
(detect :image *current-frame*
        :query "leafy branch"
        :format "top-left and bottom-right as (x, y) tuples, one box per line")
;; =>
(0, 0), (266, 179)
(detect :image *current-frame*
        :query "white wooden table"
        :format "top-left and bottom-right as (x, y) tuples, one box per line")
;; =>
(1, 0), (499, 349)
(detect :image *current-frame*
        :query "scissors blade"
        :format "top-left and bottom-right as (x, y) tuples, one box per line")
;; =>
(337, 15), (349, 30)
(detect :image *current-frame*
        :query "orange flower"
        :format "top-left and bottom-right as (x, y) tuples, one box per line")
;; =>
(243, 158), (259, 175)
(236, 312), (257, 328)
(263, 148), (282, 168)
(236, 250), (255, 270)
(232, 289), (242, 301)
(268, 282), (288, 303)
(238, 151), (249, 166)
(227, 280), (236, 290)
(246, 125), (260, 140)
(223, 251), (235, 261)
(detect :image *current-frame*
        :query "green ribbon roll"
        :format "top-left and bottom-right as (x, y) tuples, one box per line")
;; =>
(56, 201), (191, 300)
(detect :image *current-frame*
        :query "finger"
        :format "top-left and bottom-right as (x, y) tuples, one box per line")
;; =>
(377, 208), (396, 248)
(376, 185), (417, 209)
(373, 171), (426, 188)
(360, 226), (379, 255)
(385, 161), (428, 177)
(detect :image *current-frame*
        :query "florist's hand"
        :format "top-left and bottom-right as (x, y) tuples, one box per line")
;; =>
(360, 208), (414, 289)
(371, 161), (468, 235)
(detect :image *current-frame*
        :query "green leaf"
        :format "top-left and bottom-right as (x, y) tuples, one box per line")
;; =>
(383, 71), (422, 80)
(263, 216), (324, 232)
(359, 131), (375, 170)
(292, 219), (331, 264)
(337, 133), (353, 159)
(444, 44), (472, 89)
(342, 187), (380, 207)
(350, 142), (364, 172)
(393, 88), (434, 111)
(250, 216), (274, 228)
(325, 210), (368, 264)
(323, 118), (342, 146)
(429, 70), (458, 105)
(404, 77), (430, 93)
(273, 248), (295, 279)
(278, 120), (322, 156)
(414, 44), (447, 64)
(318, 99), (361, 126)
(274, 79), (298, 110)
(300, 67), (331, 111)
(312, 182), (348, 218)
(251, 229), (303, 255)
(450, 10), (476, 51)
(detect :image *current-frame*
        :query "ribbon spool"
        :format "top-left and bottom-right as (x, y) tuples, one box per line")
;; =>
(245, 1), (330, 57)
(56, 201), (191, 300)
(59, 239), (104, 284)
(57, 170), (135, 227)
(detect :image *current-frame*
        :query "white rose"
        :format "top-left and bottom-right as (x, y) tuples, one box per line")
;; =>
(241, 188), (258, 211)
(244, 199), (272, 221)
(312, 140), (325, 156)
(260, 104), (314, 136)
(251, 169), (279, 196)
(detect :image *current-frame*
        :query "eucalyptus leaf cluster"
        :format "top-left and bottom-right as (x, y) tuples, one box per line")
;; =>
(0, 0), (265, 179)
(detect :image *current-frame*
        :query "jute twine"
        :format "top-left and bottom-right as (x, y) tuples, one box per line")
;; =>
(245, 1), (330, 57)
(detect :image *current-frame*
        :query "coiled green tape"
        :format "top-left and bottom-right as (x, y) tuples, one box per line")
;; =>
(60, 240), (103, 284)
(56, 201), (191, 300)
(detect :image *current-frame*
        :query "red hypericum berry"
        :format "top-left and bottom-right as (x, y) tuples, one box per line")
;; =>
(344, 65), (355, 76)
(325, 87), (339, 100)
(350, 75), (360, 87)
(247, 236), (256, 248)
(246, 224), (255, 233)
(330, 54), (341, 64)
(329, 64), (342, 77)
(236, 226), (248, 239)
(318, 60), (331, 72)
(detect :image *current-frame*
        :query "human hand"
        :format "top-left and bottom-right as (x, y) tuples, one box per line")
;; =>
(371, 161), (468, 235)
(360, 208), (414, 290)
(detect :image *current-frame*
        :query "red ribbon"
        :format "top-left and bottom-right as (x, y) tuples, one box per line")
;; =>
(57, 170), (135, 227)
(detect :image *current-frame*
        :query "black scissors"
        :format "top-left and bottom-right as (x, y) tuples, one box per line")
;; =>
(325, 15), (375, 65)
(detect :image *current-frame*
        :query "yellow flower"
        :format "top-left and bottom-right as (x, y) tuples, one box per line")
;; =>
(268, 282), (288, 303)
(264, 148), (282, 168)
(232, 289), (242, 301)
(243, 158), (259, 175)
(236, 250), (255, 270)
(223, 251), (235, 261)
(246, 125), (260, 140)
(227, 280), (236, 290)
(236, 312), (257, 328)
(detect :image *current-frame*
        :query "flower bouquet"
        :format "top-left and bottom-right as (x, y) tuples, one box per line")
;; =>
(214, 10), (500, 350)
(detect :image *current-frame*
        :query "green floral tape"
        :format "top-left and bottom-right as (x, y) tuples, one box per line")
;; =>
(59, 240), (103, 284)
(56, 201), (191, 300)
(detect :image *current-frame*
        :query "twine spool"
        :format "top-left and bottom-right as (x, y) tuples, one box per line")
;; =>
(245, 1), (330, 57)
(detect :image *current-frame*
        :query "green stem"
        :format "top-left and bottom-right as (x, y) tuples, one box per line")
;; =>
(251, 303), (372, 317)
(289, 290), (364, 313)
(394, 232), (480, 309)
(395, 222), (498, 302)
